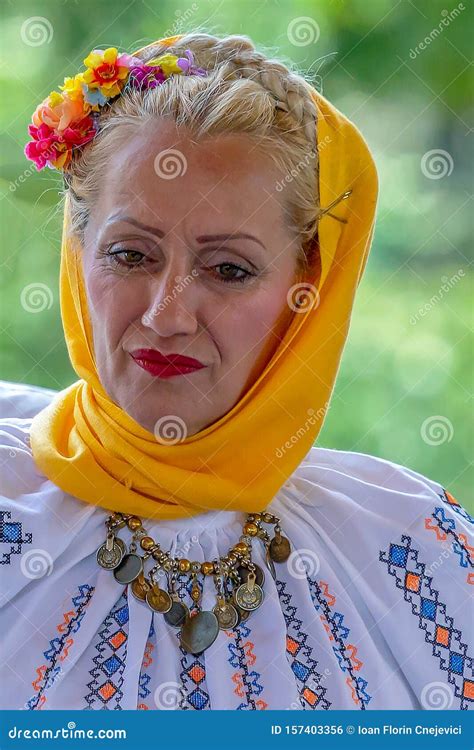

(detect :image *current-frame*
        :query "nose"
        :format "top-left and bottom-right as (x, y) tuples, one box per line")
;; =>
(141, 263), (199, 338)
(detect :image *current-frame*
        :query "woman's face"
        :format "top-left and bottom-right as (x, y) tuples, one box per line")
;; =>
(82, 118), (302, 437)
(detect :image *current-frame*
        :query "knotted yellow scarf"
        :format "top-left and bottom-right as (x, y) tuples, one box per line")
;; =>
(30, 34), (379, 520)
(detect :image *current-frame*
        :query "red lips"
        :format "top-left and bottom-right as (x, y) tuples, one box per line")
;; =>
(130, 348), (206, 378)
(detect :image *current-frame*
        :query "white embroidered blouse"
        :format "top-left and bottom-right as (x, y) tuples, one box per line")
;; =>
(0, 381), (472, 711)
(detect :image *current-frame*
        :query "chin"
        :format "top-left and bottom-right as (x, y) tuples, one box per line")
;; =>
(112, 377), (222, 439)
(125, 403), (200, 442)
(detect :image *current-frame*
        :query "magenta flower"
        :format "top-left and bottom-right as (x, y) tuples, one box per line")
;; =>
(23, 45), (209, 173)
(128, 64), (167, 90)
(24, 116), (96, 170)
(24, 123), (61, 170)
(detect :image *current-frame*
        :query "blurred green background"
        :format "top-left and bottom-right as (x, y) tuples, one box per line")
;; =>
(1, 0), (472, 510)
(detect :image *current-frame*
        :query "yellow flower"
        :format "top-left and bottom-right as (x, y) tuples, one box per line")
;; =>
(83, 47), (118, 70)
(60, 73), (86, 103)
(147, 53), (182, 76)
(51, 143), (71, 170)
(47, 91), (63, 108)
(82, 47), (129, 98)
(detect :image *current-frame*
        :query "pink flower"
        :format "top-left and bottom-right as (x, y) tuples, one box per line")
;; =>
(24, 123), (60, 170)
(24, 115), (96, 170)
(24, 46), (209, 172)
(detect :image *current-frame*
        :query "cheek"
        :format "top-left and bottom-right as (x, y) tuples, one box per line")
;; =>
(85, 271), (144, 344)
(216, 282), (293, 360)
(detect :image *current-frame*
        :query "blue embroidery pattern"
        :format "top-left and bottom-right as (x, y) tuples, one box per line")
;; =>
(27, 584), (94, 710)
(380, 534), (474, 710)
(0, 510), (32, 565)
(85, 592), (129, 710)
(276, 578), (331, 710)
(430, 508), (473, 572)
(307, 577), (372, 709)
(138, 621), (155, 709)
(227, 620), (266, 710)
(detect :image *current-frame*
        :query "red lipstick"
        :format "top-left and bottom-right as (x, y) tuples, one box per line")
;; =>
(130, 348), (206, 378)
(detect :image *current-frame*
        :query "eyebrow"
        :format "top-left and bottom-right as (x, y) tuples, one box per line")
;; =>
(105, 214), (267, 250)
(196, 233), (266, 250)
(105, 214), (165, 238)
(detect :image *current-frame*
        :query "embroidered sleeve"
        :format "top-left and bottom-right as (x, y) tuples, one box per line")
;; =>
(379, 484), (473, 710)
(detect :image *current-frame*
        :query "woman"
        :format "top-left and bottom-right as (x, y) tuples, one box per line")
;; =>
(1, 31), (472, 711)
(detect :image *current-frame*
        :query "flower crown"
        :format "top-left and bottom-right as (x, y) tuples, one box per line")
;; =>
(24, 47), (206, 172)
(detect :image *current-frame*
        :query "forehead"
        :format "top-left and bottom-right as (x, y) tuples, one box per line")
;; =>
(93, 118), (286, 233)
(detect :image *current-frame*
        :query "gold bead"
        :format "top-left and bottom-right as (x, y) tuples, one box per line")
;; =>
(243, 522), (258, 536)
(191, 587), (201, 602)
(262, 513), (273, 523)
(201, 561), (214, 575)
(227, 553), (238, 563)
(179, 558), (191, 573)
(127, 516), (141, 530)
(140, 536), (155, 551)
(152, 549), (162, 561)
(234, 542), (248, 554)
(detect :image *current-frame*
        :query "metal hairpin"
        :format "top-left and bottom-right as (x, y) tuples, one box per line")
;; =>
(317, 189), (353, 224)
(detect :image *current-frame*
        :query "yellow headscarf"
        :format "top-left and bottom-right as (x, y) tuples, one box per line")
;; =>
(30, 34), (379, 520)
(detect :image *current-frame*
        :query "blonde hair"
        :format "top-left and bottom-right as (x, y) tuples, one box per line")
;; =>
(65, 31), (321, 280)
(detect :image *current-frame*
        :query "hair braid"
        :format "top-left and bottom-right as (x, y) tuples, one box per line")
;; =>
(139, 33), (318, 148)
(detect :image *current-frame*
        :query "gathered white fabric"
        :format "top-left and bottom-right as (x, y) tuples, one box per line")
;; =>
(0, 382), (472, 711)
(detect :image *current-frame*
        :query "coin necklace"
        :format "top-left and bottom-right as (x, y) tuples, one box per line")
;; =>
(96, 510), (292, 655)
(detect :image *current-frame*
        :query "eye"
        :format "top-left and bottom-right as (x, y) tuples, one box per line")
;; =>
(210, 262), (255, 284)
(107, 248), (146, 269)
(102, 247), (256, 284)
